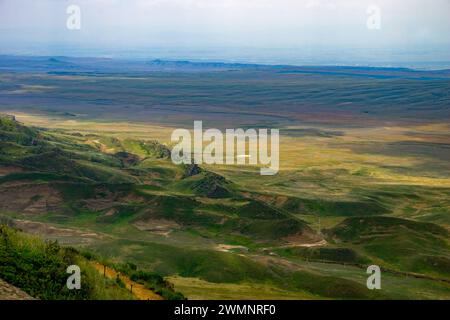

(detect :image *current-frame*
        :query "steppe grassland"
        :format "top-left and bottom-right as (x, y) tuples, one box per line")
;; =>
(12, 112), (450, 231)
(14, 112), (450, 182)
(13, 112), (174, 143)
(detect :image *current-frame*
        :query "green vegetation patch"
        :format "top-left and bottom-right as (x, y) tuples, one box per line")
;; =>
(276, 247), (369, 265)
(281, 197), (389, 217)
(326, 216), (450, 278)
(0, 225), (134, 300)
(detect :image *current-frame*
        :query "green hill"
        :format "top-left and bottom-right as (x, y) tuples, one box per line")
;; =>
(0, 114), (315, 243)
(326, 217), (450, 279)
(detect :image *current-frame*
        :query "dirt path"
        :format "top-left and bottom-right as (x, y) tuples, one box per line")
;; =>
(93, 262), (163, 300)
(278, 239), (328, 249)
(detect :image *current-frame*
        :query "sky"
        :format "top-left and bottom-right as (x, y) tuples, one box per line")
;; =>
(0, 0), (449, 67)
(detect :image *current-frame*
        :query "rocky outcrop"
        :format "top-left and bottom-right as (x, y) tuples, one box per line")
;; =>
(0, 278), (35, 300)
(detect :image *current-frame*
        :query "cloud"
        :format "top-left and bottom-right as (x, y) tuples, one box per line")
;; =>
(135, 0), (270, 8)
(306, 0), (338, 9)
(0, 0), (449, 52)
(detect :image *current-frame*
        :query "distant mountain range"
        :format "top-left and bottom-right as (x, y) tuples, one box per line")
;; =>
(1, 55), (449, 79)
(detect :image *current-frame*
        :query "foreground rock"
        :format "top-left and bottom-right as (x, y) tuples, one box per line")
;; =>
(0, 278), (35, 300)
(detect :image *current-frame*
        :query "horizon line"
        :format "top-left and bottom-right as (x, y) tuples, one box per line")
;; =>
(1, 54), (450, 73)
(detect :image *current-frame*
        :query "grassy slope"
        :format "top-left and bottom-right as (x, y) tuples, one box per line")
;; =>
(326, 217), (450, 279)
(0, 224), (134, 300)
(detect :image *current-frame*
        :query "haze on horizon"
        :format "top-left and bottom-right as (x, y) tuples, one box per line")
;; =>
(1, 0), (449, 68)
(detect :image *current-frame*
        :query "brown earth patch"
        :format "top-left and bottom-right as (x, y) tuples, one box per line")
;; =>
(120, 192), (145, 203)
(104, 208), (117, 217)
(83, 199), (118, 212)
(278, 239), (327, 249)
(11, 219), (102, 245)
(133, 219), (180, 236)
(82, 189), (145, 212)
(216, 244), (249, 253)
(241, 192), (288, 207)
(0, 182), (63, 214)
(0, 166), (23, 176)
(282, 232), (324, 247)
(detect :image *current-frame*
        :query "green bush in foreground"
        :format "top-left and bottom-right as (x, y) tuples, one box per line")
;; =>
(0, 225), (134, 300)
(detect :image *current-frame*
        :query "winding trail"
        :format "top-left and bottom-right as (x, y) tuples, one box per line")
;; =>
(92, 262), (163, 300)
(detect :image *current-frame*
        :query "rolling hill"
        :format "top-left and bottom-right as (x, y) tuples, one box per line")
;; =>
(1, 114), (450, 299)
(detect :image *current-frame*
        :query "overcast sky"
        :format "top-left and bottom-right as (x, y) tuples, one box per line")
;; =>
(0, 0), (449, 66)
